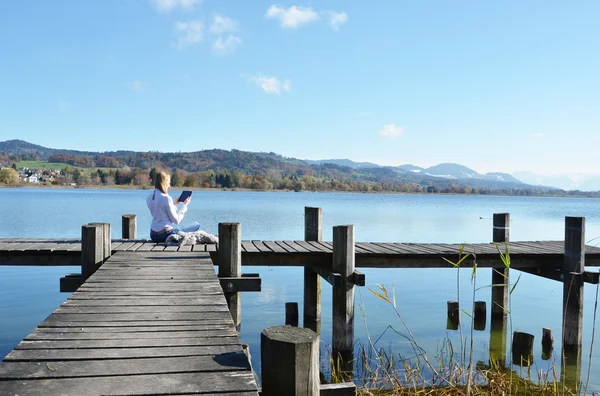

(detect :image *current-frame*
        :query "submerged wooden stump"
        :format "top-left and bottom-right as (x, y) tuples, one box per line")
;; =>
(512, 331), (534, 366)
(447, 300), (459, 330)
(542, 328), (554, 360)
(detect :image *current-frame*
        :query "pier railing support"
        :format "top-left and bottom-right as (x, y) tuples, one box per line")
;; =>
(304, 207), (322, 333)
(81, 223), (105, 278)
(332, 225), (355, 380)
(122, 214), (137, 239)
(219, 222), (242, 330)
(489, 213), (509, 367)
(561, 216), (584, 390)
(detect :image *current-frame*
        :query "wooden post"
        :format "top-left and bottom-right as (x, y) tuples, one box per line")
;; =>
(473, 301), (486, 331)
(286, 302), (299, 327)
(122, 214), (137, 239)
(447, 301), (459, 322)
(261, 326), (319, 396)
(542, 328), (554, 360)
(81, 224), (103, 278)
(489, 213), (509, 367)
(89, 222), (111, 261)
(561, 216), (584, 389)
(491, 213), (509, 318)
(332, 225), (355, 380)
(512, 331), (534, 366)
(304, 207), (322, 333)
(218, 222), (241, 330)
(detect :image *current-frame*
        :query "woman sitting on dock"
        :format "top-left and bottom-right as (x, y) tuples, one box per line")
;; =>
(146, 171), (202, 243)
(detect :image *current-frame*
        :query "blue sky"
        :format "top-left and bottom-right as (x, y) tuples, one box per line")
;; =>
(1, 0), (599, 175)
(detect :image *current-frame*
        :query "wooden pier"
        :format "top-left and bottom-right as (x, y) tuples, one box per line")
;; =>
(2, 208), (600, 393)
(0, 250), (260, 396)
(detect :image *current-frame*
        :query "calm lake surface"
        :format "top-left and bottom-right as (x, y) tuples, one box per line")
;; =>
(2, 187), (600, 387)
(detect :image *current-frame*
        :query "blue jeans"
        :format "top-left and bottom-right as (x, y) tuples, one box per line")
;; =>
(149, 222), (201, 243)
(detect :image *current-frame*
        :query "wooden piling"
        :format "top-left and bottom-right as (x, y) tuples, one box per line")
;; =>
(286, 302), (299, 327)
(122, 214), (137, 239)
(218, 222), (242, 330)
(491, 213), (509, 318)
(512, 331), (534, 366)
(542, 328), (554, 360)
(332, 225), (355, 379)
(489, 213), (509, 367)
(81, 224), (103, 278)
(447, 301), (459, 323)
(261, 326), (319, 396)
(562, 216), (584, 381)
(473, 301), (486, 331)
(89, 222), (111, 261)
(304, 207), (322, 333)
(562, 217), (584, 347)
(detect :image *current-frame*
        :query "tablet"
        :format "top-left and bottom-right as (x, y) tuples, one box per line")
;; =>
(178, 190), (192, 202)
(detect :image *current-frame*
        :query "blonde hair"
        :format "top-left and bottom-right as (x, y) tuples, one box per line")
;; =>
(154, 172), (170, 195)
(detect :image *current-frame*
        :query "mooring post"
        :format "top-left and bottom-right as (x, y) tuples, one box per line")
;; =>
(512, 331), (534, 366)
(122, 214), (137, 239)
(561, 216), (584, 390)
(332, 225), (355, 380)
(218, 222), (242, 330)
(489, 213), (509, 367)
(304, 207), (322, 333)
(491, 213), (510, 317)
(286, 302), (299, 327)
(89, 222), (111, 262)
(261, 326), (319, 396)
(81, 223), (103, 278)
(473, 301), (486, 331)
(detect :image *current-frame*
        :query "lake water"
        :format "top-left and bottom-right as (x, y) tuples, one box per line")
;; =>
(2, 187), (600, 388)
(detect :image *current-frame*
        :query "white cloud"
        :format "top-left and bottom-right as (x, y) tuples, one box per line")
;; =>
(212, 35), (242, 56)
(378, 124), (404, 139)
(531, 132), (545, 138)
(151, 0), (201, 13)
(248, 75), (291, 95)
(172, 20), (205, 49)
(266, 5), (319, 29)
(210, 15), (239, 35)
(128, 80), (148, 92)
(328, 11), (348, 31)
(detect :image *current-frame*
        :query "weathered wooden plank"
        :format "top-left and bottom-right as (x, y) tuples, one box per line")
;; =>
(32, 324), (231, 333)
(263, 241), (287, 253)
(306, 241), (331, 253)
(0, 354), (251, 379)
(41, 311), (232, 322)
(25, 329), (237, 340)
(177, 244), (193, 252)
(252, 240), (272, 252)
(63, 298), (224, 306)
(0, 371), (258, 395)
(15, 337), (241, 349)
(54, 305), (229, 314)
(39, 320), (233, 328)
(294, 240), (325, 253)
(281, 240), (309, 253)
(242, 241), (260, 252)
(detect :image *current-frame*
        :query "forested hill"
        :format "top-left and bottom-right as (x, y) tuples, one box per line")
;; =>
(0, 139), (578, 196)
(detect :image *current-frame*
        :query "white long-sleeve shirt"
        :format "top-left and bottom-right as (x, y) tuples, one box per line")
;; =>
(146, 189), (187, 232)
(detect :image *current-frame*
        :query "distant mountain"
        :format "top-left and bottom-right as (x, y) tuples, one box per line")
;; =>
(424, 163), (479, 179)
(304, 159), (381, 169)
(397, 164), (425, 173)
(513, 170), (600, 192)
(0, 139), (574, 194)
